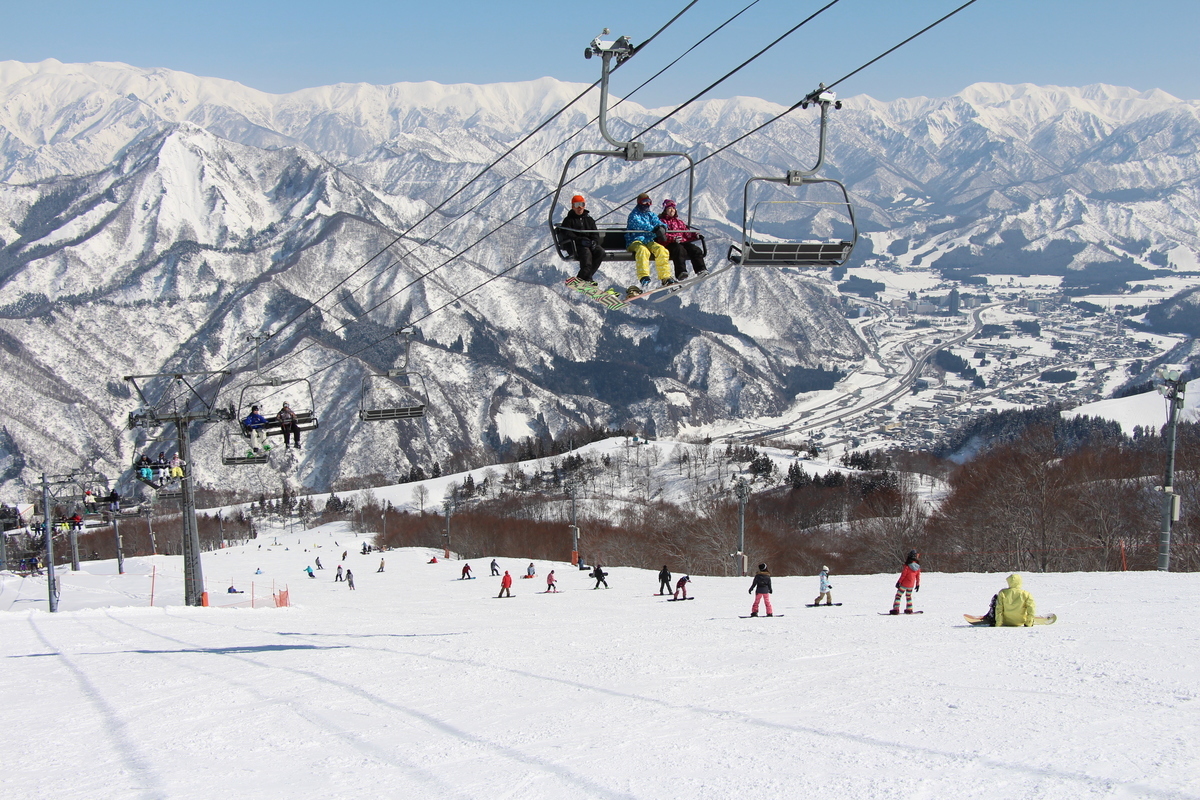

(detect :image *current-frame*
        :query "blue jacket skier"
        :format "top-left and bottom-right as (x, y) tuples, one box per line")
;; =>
(242, 405), (271, 454)
(623, 193), (672, 295)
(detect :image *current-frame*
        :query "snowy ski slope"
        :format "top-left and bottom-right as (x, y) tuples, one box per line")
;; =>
(2, 521), (1198, 799)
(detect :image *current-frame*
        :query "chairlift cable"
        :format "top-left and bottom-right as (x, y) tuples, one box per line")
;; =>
(616, 0), (990, 205)
(226, 3), (771, 393)
(248, 5), (894, 395)
(234, 0), (987, 404)
(215, 2), (705, 402)
(821, 0), (983, 95)
(216, 2), (701, 379)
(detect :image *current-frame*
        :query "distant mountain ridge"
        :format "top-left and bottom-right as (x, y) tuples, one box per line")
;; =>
(0, 60), (1197, 497)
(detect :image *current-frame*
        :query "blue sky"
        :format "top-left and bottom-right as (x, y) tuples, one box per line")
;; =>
(3, 0), (1197, 105)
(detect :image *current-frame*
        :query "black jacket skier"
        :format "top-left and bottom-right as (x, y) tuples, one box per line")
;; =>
(591, 564), (608, 589)
(749, 564), (774, 616)
(559, 200), (606, 281)
(658, 565), (672, 595)
(749, 567), (772, 594)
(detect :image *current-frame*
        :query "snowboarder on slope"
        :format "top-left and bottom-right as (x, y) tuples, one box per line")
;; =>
(591, 564), (608, 589)
(499, 570), (513, 598)
(891, 550), (921, 614)
(305, 566), (315, 578)
(461, 563), (473, 580)
(346, 570), (355, 590)
(335, 564), (343, 582)
(315, 557), (323, 570)
(673, 575), (690, 600)
(814, 566), (833, 606)
(658, 565), (672, 595)
(982, 574), (1037, 627)
(525, 562), (536, 579)
(377, 558), (385, 573)
(546, 570), (558, 592)
(490, 558), (500, 576)
(749, 564), (773, 616)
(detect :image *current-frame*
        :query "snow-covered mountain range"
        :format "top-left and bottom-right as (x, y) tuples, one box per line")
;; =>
(1, 60), (1198, 497)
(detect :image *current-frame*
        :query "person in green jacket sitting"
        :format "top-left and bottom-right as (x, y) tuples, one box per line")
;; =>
(982, 573), (1036, 627)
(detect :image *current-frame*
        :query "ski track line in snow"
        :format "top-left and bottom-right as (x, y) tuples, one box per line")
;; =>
(104, 609), (644, 800)
(142, 611), (1190, 799)
(27, 615), (169, 800)
(84, 611), (480, 800)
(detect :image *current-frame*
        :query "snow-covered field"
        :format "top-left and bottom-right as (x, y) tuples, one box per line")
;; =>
(3, 522), (1198, 799)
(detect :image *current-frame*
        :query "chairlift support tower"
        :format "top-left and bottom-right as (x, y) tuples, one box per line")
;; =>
(125, 370), (235, 606)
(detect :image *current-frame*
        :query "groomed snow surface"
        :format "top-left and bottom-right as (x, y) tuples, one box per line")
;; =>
(3, 521), (1198, 800)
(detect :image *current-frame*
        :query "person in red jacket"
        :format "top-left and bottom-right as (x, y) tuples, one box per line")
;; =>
(890, 550), (921, 614)
(498, 570), (513, 598)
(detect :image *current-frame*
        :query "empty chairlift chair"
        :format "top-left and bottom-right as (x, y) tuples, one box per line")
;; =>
(360, 370), (428, 421)
(359, 328), (429, 421)
(728, 87), (857, 269)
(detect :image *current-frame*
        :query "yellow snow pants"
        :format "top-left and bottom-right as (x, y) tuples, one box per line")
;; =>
(627, 241), (672, 281)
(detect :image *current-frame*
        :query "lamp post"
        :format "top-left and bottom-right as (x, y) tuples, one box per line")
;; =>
(566, 477), (582, 566)
(733, 477), (750, 576)
(1155, 366), (1188, 571)
(443, 499), (452, 559)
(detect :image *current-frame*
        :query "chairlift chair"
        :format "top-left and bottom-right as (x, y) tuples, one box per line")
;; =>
(728, 87), (857, 268)
(360, 371), (427, 421)
(221, 428), (270, 466)
(359, 328), (428, 421)
(236, 378), (319, 439)
(549, 33), (705, 264)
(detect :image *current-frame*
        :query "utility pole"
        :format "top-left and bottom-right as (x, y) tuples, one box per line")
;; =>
(1155, 366), (1187, 571)
(113, 513), (125, 575)
(443, 499), (452, 559)
(126, 371), (234, 605)
(733, 477), (750, 577)
(567, 479), (580, 566)
(40, 474), (58, 612)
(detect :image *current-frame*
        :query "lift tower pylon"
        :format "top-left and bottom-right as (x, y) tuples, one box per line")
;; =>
(125, 371), (234, 606)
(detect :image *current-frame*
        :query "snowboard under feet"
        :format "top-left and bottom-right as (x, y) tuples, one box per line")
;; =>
(565, 277), (628, 310)
(739, 614), (783, 618)
(964, 613), (1056, 626)
(805, 603), (843, 607)
(880, 610), (923, 615)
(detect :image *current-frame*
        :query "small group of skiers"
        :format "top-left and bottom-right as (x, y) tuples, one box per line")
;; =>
(315, 548), (1038, 624)
(136, 453), (185, 488)
(559, 192), (707, 300)
(657, 565), (690, 599)
(241, 402), (302, 455)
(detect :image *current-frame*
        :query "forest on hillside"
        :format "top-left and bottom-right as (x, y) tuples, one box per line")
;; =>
(44, 409), (1200, 578)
